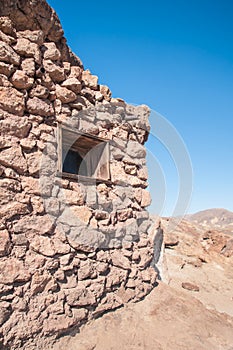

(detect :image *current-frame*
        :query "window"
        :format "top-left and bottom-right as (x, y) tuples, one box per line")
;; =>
(57, 126), (110, 182)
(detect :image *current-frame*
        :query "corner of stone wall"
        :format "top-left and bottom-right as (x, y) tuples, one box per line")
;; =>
(0, 1), (162, 349)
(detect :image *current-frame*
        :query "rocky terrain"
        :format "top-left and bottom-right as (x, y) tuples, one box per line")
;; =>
(51, 210), (233, 350)
(162, 214), (233, 317)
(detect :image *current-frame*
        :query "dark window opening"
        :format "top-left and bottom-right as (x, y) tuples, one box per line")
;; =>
(62, 149), (87, 176)
(58, 126), (110, 181)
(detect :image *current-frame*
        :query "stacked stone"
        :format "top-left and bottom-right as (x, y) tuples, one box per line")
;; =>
(0, 1), (159, 349)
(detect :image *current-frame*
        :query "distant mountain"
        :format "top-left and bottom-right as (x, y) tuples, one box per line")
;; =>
(185, 208), (233, 231)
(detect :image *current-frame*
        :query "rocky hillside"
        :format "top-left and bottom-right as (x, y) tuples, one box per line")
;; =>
(185, 208), (233, 232)
(162, 217), (233, 316)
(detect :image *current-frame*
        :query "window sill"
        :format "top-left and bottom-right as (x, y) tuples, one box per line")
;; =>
(57, 171), (112, 185)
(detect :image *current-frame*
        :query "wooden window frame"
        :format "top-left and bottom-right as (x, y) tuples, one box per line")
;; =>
(57, 125), (111, 184)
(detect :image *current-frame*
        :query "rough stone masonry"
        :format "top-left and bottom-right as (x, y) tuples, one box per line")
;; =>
(0, 0), (161, 349)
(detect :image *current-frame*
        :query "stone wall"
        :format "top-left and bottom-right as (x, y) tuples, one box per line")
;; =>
(0, 1), (159, 349)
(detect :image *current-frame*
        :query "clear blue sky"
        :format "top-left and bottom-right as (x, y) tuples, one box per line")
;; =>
(48, 0), (233, 215)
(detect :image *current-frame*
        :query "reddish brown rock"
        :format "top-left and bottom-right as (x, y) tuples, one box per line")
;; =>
(61, 77), (82, 93)
(0, 230), (11, 257)
(69, 206), (93, 225)
(66, 287), (96, 307)
(93, 293), (123, 318)
(0, 41), (20, 65)
(82, 69), (98, 90)
(0, 145), (27, 174)
(42, 42), (60, 60)
(43, 59), (66, 82)
(0, 258), (31, 284)
(13, 215), (54, 236)
(110, 250), (131, 270)
(141, 189), (151, 208)
(100, 85), (112, 101)
(14, 38), (41, 63)
(0, 61), (15, 76)
(182, 282), (200, 292)
(0, 114), (31, 138)
(26, 97), (54, 116)
(11, 69), (34, 89)
(0, 87), (25, 115)
(56, 84), (77, 103)
(17, 30), (44, 45)
(21, 58), (35, 76)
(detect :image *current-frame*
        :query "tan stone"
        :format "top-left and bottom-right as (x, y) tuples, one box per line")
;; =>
(124, 164), (137, 175)
(61, 77), (82, 93)
(43, 310), (87, 334)
(182, 282), (200, 292)
(70, 206), (93, 225)
(30, 236), (56, 257)
(63, 61), (71, 74)
(56, 84), (77, 103)
(127, 140), (146, 158)
(14, 38), (41, 63)
(27, 97), (54, 116)
(134, 188), (142, 203)
(0, 87), (25, 116)
(62, 188), (85, 206)
(25, 151), (41, 176)
(17, 30), (44, 45)
(4, 167), (19, 179)
(0, 145), (27, 174)
(0, 17), (15, 36)
(0, 41), (20, 65)
(0, 114), (31, 138)
(30, 271), (52, 296)
(82, 69), (98, 90)
(0, 230), (11, 257)
(29, 84), (49, 99)
(141, 189), (151, 207)
(138, 166), (148, 180)
(67, 287), (96, 306)
(43, 59), (66, 82)
(21, 58), (35, 77)
(164, 234), (179, 248)
(110, 250), (131, 270)
(78, 260), (96, 280)
(0, 73), (12, 87)
(0, 258), (31, 284)
(110, 162), (128, 184)
(116, 287), (135, 303)
(69, 66), (82, 80)
(21, 176), (40, 195)
(0, 199), (29, 221)
(0, 29), (15, 45)
(95, 91), (104, 101)
(117, 208), (133, 222)
(138, 247), (153, 269)
(0, 62), (15, 77)
(20, 138), (36, 150)
(13, 215), (54, 236)
(11, 70), (34, 89)
(42, 42), (61, 60)
(93, 293), (123, 318)
(100, 85), (112, 101)
(0, 303), (11, 327)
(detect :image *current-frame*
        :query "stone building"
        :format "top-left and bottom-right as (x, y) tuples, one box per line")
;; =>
(0, 0), (160, 348)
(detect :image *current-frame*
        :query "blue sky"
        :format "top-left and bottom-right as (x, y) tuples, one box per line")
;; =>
(48, 0), (233, 215)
